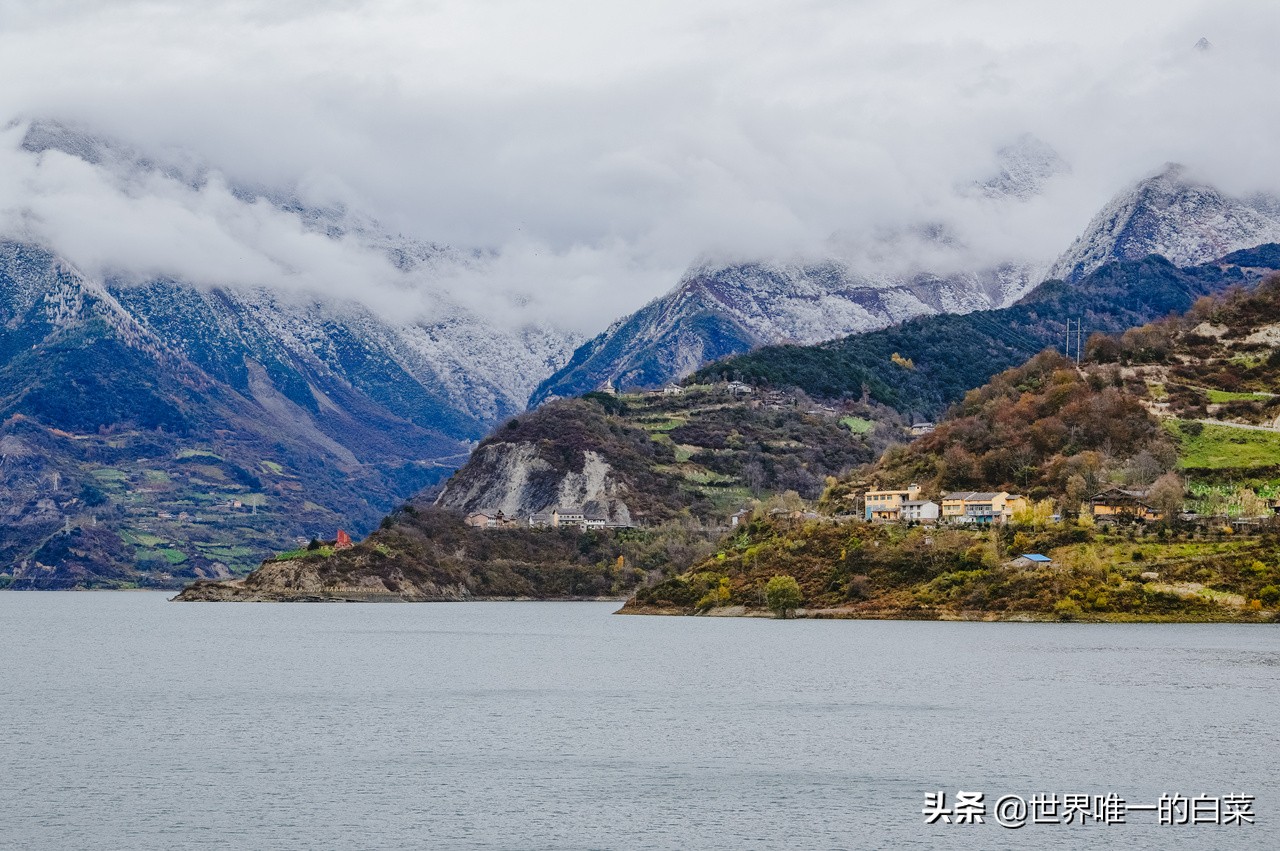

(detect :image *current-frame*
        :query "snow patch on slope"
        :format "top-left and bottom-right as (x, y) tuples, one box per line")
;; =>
(1049, 164), (1280, 282)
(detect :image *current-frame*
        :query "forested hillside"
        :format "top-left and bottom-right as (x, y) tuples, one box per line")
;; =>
(694, 247), (1280, 419)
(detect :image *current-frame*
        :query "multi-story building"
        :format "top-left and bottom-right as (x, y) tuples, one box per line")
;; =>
(864, 484), (922, 522)
(941, 492), (1028, 525)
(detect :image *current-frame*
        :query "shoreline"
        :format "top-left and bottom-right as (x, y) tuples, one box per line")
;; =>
(617, 603), (1279, 624)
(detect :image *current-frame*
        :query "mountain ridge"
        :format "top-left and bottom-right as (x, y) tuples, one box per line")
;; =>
(534, 164), (1280, 403)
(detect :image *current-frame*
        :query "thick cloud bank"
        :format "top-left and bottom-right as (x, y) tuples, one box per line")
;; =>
(0, 0), (1277, 332)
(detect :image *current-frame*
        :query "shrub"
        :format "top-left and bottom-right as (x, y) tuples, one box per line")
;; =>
(765, 574), (803, 618)
(1053, 599), (1083, 621)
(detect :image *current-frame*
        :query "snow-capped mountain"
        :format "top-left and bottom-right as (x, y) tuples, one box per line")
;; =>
(531, 137), (1068, 404)
(529, 258), (1033, 405)
(0, 121), (580, 587)
(974, 133), (1074, 201)
(534, 151), (1280, 405)
(1048, 164), (1280, 282)
(17, 120), (582, 422)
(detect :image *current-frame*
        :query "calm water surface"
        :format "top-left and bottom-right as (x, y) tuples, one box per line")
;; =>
(0, 593), (1275, 849)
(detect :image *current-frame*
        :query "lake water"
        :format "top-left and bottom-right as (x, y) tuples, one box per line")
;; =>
(0, 593), (1275, 850)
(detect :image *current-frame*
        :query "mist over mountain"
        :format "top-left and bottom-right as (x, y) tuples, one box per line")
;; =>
(1049, 163), (1280, 282)
(0, 124), (579, 588)
(532, 149), (1280, 403)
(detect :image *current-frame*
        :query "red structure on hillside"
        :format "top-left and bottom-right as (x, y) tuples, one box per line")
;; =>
(335, 529), (353, 550)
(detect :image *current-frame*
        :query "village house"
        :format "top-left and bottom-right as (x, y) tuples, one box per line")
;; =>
(1089, 488), (1163, 523)
(725, 381), (754, 395)
(464, 509), (518, 529)
(552, 506), (586, 527)
(899, 499), (940, 523)
(941, 492), (1028, 525)
(528, 505), (633, 530)
(909, 422), (936, 436)
(864, 484), (922, 522)
(729, 508), (752, 527)
(1010, 553), (1052, 568)
(662, 384), (683, 395)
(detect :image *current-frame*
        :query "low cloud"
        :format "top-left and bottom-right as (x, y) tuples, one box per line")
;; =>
(0, 0), (1277, 333)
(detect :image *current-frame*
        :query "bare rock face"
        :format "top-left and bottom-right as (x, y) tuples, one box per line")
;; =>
(434, 441), (630, 522)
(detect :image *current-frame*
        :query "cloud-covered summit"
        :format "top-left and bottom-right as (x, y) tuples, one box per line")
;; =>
(0, 0), (1277, 334)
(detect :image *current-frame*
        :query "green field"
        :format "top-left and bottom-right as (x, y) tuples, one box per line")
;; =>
(1171, 420), (1280, 470)
(176, 448), (223, 460)
(1206, 389), (1273, 404)
(840, 416), (874, 434)
(121, 530), (166, 548)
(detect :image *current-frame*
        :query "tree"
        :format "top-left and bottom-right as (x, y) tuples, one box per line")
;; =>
(764, 574), (803, 618)
(1061, 474), (1088, 520)
(1148, 472), (1185, 526)
(742, 459), (766, 497)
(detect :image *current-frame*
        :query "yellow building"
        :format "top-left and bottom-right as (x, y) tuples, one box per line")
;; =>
(864, 484), (921, 522)
(941, 491), (1027, 525)
(1089, 488), (1163, 523)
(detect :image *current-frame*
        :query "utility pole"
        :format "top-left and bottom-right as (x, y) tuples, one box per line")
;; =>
(1065, 318), (1084, 365)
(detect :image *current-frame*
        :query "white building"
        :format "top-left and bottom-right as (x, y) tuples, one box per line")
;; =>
(899, 499), (940, 523)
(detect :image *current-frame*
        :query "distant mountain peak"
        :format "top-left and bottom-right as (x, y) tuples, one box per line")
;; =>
(1194, 37), (1212, 52)
(1047, 165), (1280, 282)
(975, 133), (1071, 201)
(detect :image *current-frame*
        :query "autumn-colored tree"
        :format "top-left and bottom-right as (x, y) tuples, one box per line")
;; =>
(764, 575), (803, 619)
(1147, 472), (1185, 525)
(1061, 474), (1089, 519)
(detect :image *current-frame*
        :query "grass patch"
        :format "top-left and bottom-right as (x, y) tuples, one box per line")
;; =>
(194, 544), (258, 560)
(637, 416), (686, 433)
(90, 468), (128, 483)
(840, 416), (875, 434)
(1169, 420), (1280, 471)
(681, 469), (737, 486)
(1229, 353), (1266, 369)
(1206, 389), (1272, 404)
(273, 546), (333, 561)
(121, 530), (166, 548)
(259, 460), (284, 475)
(176, 448), (223, 461)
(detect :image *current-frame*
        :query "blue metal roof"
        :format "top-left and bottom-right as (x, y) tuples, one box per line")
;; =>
(1020, 553), (1052, 562)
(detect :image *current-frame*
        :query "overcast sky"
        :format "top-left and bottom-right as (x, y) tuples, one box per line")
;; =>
(0, 0), (1277, 332)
